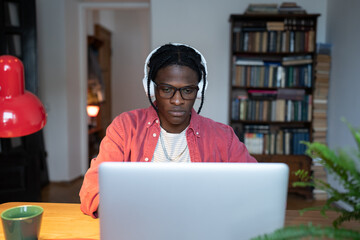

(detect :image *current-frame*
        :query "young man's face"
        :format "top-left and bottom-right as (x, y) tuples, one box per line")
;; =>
(154, 65), (199, 133)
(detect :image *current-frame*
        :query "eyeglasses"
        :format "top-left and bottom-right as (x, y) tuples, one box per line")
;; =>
(153, 82), (199, 100)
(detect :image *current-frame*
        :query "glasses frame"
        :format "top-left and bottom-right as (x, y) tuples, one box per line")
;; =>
(153, 82), (199, 100)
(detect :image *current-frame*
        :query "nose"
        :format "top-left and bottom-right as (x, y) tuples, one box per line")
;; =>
(170, 89), (184, 105)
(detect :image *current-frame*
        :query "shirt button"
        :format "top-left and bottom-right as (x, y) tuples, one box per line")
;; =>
(145, 157), (149, 162)
(153, 133), (157, 137)
(156, 120), (159, 123)
(148, 122), (151, 125)
(196, 132), (199, 135)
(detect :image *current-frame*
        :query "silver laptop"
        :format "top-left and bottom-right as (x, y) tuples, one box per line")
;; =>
(99, 162), (289, 240)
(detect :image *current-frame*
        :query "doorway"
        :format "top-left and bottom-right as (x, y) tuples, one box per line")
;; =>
(79, 2), (151, 173)
(87, 24), (112, 163)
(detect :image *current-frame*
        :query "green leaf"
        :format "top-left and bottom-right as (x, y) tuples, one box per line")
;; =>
(251, 223), (360, 240)
(291, 120), (360, 231)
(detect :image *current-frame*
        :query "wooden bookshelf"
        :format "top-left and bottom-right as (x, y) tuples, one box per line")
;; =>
(229, 14), (320, 198)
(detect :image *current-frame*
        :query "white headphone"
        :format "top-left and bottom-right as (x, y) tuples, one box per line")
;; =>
(142, 43), (208, 99)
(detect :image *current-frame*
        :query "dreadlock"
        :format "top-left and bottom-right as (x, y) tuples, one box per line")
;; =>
(146, 44), (207, 114)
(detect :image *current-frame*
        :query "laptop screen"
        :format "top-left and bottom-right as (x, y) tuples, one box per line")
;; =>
(99, 162), (288, 240)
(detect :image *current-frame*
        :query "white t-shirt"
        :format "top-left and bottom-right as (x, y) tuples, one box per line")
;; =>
(152, 127), (190, 162)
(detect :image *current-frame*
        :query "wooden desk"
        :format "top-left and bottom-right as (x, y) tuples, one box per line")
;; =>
(0, 202), (99, 240)
(0, 202), (359, 239)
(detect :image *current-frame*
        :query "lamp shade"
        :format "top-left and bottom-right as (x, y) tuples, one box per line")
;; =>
(0, 55), (47, 138)
(87, 105), (100, 117)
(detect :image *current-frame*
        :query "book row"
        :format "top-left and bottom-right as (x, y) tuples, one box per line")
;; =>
(232, 30), (315, 53)
(232, 63), (312, 88)
(241, 128), (310, 155)
(235, 18), (316, 32)
(231, 97), (312, 122)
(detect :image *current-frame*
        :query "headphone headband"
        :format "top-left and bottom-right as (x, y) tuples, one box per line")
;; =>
(142, 43), (208, 99)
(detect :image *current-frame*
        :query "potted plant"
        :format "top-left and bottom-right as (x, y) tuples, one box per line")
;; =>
(253, 119), (360, 239)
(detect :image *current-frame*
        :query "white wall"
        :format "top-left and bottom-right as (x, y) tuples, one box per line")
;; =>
(111, 10), (150, 117)
(326, 0), (360, 149)
(325, 0), (360, 210)
(37, 0), (83, 181)
(98, 10), (117, 32)
(151, 0), (328, 124)
(37, 0), (69, 181)
(65, 0), (84, 180)
(37, 0), (150, 181)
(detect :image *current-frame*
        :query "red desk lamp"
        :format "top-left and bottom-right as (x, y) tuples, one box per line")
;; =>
(0, 55), (47, 138)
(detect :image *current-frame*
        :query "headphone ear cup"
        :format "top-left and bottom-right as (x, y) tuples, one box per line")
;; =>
(197, 81), (203, 98)
(142, 77), (156, 98)
(150, 81), (155, 97)
(197, 79), (207, 99)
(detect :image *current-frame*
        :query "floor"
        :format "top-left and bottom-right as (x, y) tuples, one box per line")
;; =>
(41, 177), (84, 203)
(41, 177), (327, 210)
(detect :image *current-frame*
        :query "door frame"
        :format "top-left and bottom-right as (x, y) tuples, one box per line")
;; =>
(78, 2), (150, 174)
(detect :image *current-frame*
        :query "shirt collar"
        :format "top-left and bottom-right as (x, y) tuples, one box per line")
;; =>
(188, 108), (201, 137)
(146, 105), (160, 128)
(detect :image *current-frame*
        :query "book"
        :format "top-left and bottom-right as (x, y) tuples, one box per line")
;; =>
(267, 21), (285, 31)
(313, 189), (328, 200)
(248, 89), (278, 99)
(277, 88), (305, 101)
(235, 58), (264, 66)
(245, 4), (278, 14)
(275, 99), (286, 122)
(279, 2), (306, 14)
(317, 43), (332, 55)
(244, 132), (264, 154)
(282, 55), (313, 66)
(317, 54), (331, 62)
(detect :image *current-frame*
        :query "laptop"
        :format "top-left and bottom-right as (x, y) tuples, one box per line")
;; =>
(99, 162), (289, 240)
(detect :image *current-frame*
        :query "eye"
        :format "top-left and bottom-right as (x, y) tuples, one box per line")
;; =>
(182, 87), (195, 94)
(160, 86), (172, 93)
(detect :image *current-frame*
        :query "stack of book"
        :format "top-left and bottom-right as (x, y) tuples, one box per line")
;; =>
(278, 2), (306, 14)
(312, 158), (328, 200)
(245, 4), (278, 14)
(313, 44), (331, 144)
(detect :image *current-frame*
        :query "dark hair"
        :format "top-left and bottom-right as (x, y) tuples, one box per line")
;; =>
(146, 44), (206, 114)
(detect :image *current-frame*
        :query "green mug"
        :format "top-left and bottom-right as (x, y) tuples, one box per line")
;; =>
(1, 205), (43, 240)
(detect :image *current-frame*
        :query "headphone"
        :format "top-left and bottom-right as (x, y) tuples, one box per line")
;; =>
(142, 43), (208, 99)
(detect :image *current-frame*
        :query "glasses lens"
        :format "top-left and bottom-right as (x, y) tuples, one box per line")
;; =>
(157, 85), (175, 98)
(180, 87), (198, 99)
(155, 83), (198, 100)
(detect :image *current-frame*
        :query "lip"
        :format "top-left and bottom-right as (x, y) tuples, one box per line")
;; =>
(168, 110), (186, 117)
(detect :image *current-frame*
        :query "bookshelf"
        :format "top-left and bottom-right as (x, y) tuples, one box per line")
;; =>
(229, 14), (320, 198)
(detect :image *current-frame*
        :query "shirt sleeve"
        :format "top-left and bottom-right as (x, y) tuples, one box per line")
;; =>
(79, 117), (125, 218)
(228, 128), (257, 163)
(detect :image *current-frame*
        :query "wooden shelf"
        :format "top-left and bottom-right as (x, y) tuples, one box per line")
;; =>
(229, 13), (320, 199)
(233, 52), (316, 57)
(231, 86), (313, 91)
(231, 120), (311, 125)
(230, 13), (321, 21)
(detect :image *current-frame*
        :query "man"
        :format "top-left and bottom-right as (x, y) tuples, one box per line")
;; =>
(80, 43), (257, 218)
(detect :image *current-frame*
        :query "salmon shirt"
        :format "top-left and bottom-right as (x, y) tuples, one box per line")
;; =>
(80, 106), (257, 218)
